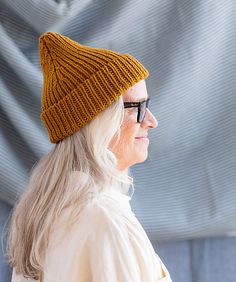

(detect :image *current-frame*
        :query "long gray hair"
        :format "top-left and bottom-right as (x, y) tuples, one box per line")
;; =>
(7, 96), (134, 280)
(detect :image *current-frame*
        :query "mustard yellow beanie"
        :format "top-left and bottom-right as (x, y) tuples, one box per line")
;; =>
(39, 32), (149, 143)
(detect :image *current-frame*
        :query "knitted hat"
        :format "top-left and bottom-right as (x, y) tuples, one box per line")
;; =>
(39, 32), (149, 143)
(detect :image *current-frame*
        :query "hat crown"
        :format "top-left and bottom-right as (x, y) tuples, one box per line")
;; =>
(39, 32), (122, 111)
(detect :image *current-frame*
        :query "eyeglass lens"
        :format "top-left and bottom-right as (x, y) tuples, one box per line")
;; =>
(139, 99), (149, 122)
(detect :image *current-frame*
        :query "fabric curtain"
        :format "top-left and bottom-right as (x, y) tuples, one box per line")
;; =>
(1, 0), (236, 241)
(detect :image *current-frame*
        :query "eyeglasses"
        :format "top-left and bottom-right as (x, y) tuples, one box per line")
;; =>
(124, 98), (150, 123)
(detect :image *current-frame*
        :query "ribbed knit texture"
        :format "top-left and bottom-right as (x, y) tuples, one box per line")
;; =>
(39, 32), (149, 143)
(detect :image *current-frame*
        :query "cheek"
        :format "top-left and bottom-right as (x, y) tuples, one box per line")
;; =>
(109, 121), (138, 154)
(119, 121), (139, 146)
(120, 122), (148, 163)
(108, 119), (148, 168)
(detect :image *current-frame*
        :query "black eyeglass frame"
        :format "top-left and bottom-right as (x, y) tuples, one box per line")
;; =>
(124, 98), (150, 123)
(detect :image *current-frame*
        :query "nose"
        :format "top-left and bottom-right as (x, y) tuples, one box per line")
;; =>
(141, 109), (158, 129)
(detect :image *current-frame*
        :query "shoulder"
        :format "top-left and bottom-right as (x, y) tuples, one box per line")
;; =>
(46, 191), (133, 263)
(51, 190), (134, 242)
(80, 191), (133, 231)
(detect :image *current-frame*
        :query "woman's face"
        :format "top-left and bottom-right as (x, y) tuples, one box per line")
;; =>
(109, 79), (158, 171)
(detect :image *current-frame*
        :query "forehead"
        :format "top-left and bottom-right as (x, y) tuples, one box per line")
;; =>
(123, 80), (148, 102)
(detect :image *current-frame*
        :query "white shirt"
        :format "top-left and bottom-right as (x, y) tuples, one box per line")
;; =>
(12, 185), (172, 282)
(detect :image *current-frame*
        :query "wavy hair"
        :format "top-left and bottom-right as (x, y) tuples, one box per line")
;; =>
(7, 96), (134, 280)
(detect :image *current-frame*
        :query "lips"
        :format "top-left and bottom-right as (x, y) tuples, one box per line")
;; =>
(135, 135), (148, 139)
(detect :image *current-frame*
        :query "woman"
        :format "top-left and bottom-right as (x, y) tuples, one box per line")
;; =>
(8, 32), (172, 281)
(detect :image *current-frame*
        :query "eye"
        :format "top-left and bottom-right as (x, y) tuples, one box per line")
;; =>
(125, 107), (134, 112)
(127, 108), (138, 115)
(132, 107), (138, 112)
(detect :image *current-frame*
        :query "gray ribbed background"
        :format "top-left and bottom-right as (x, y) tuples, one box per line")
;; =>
(1, 0), (236, 281)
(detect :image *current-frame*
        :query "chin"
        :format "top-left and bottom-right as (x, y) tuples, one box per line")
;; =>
(135, 153), (148, 164)
(123, 151), (149, 168)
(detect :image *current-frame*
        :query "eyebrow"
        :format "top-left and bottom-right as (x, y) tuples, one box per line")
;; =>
(125, 96), (149, 103)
